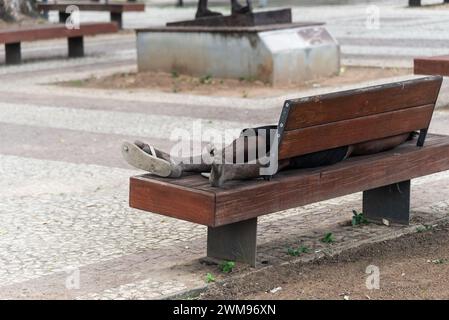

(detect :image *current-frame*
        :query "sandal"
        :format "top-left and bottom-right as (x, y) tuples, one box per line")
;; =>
(121, 141), (181, 177)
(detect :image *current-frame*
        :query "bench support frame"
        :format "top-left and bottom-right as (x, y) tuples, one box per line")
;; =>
(207, 218), (257, 267)
(110, 12), (123, 29)
(418, 128), (428, 147)
(409, 0), (422, 6)
(68, 36), (84, 58)
(5, 42), (21, 65)
(363, 180), (411, 225)
(59, 11), (70, 23)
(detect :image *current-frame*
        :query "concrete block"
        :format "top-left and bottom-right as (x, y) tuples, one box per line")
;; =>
(136, 23), (340, 85)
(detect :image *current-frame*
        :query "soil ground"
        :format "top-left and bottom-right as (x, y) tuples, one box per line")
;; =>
(60, 66), (411, 98)
(201, 223), (449, 300)
(0, 16), (48, 29)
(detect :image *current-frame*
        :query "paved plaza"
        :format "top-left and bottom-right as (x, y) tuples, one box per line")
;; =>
(1, 1), (449, 299)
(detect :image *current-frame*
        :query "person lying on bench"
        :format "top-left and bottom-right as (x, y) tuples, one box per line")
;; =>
(122, 125), (417, 187)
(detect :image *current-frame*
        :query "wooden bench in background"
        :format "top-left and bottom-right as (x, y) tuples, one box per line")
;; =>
(415, 55), (449, 76)
(0, 22), (118, 65)
(37, 1), (145, 29)
(129, 76), (449, 266)
(409, 0), (449, 6)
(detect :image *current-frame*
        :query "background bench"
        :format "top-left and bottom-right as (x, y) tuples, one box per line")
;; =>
(129, 76), (448, 266)
(37, 1), (145, 29)
(0, 22), (118, 65)
(415, 55), (449, 76)
(409, 0), (449, 6)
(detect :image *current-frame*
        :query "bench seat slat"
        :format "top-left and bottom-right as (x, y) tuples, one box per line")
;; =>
(414, 55), (449, 77)
(284, 76), (442, 130)
(279, 104), (434, 160)
(129, 134), (449, 227)
(130, 176), (215, 226)
(0, 23), (118, 44)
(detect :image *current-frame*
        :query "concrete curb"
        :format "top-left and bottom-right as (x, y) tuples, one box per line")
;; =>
(165, 215), (449, 300)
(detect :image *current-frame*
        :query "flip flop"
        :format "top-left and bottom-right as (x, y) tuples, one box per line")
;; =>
(121, 141), (174, 177)
(201, 172), (210, 179)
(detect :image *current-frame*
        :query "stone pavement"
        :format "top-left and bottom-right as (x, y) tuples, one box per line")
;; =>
(1, 1), (449, 299)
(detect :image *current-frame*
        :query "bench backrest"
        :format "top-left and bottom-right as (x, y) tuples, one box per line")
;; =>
(277, 76), (442, 160)
(37, 3), (145, 13)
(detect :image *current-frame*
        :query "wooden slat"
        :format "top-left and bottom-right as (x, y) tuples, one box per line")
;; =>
(414, 55), (449, 77)
(37, 2), (145, 13)
(0, 23), (118, 44)
(129, 135), (449, 227)
(283, 76), (442, 130)
(214, 134), (449, 226)
(129, 175), (215, 226)
(279, 104), (434, 160)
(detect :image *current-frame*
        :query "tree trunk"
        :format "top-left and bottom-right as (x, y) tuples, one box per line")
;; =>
(0, 0), (37, 22)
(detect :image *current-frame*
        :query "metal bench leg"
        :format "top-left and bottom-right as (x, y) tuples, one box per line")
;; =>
(110, 12), (123, 29)
(417, 128), (428, 147)
(409, 0), (421, 6)
(207, 218), (257, 267)
(68, 36), (84, 58)
(363, 180), (411, 225)
(5, 43), (21, 65)
(59, 11), (70, 23)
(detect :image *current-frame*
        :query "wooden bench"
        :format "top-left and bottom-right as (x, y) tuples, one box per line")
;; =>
(129, 76), (449, 266)
(0, 22), (118, 65)
(409, 0), (449, 6)
(414, 55), (449, 76)
(37, 1), (145, 29)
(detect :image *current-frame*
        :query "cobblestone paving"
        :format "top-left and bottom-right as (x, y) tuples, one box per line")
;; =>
(1, 1), (449, 299)
(0, 103), (247, 141)
(77, 279), (188, 300)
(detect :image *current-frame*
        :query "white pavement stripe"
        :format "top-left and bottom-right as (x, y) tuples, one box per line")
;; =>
(342, 58), (413, 68)
(341, 45), (449, 58)
(0, 50), (135, 76)
(0, 103), (250, 142)
(329, 28), (449, 41)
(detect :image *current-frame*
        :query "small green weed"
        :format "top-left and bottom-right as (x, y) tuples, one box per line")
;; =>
(416, 225), (433, 233)
(205, 273), (216, 283)
(321, 232), (335, 244)
(287, 245), (311, 257)
(219, 261), (235, 273)
(352, 210), (369, 226)
(199, 74), (213, 84)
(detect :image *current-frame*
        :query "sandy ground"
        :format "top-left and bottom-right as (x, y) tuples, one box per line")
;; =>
(60, 66), (412, 98)
(0, 16), (48, 29)
(201, 223), (449, 300)
(422, 3), (449, 10)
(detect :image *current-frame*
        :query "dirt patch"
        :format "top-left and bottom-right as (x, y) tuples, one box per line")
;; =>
(59, 66), (412, 98)
(200, 224), (449, 300)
